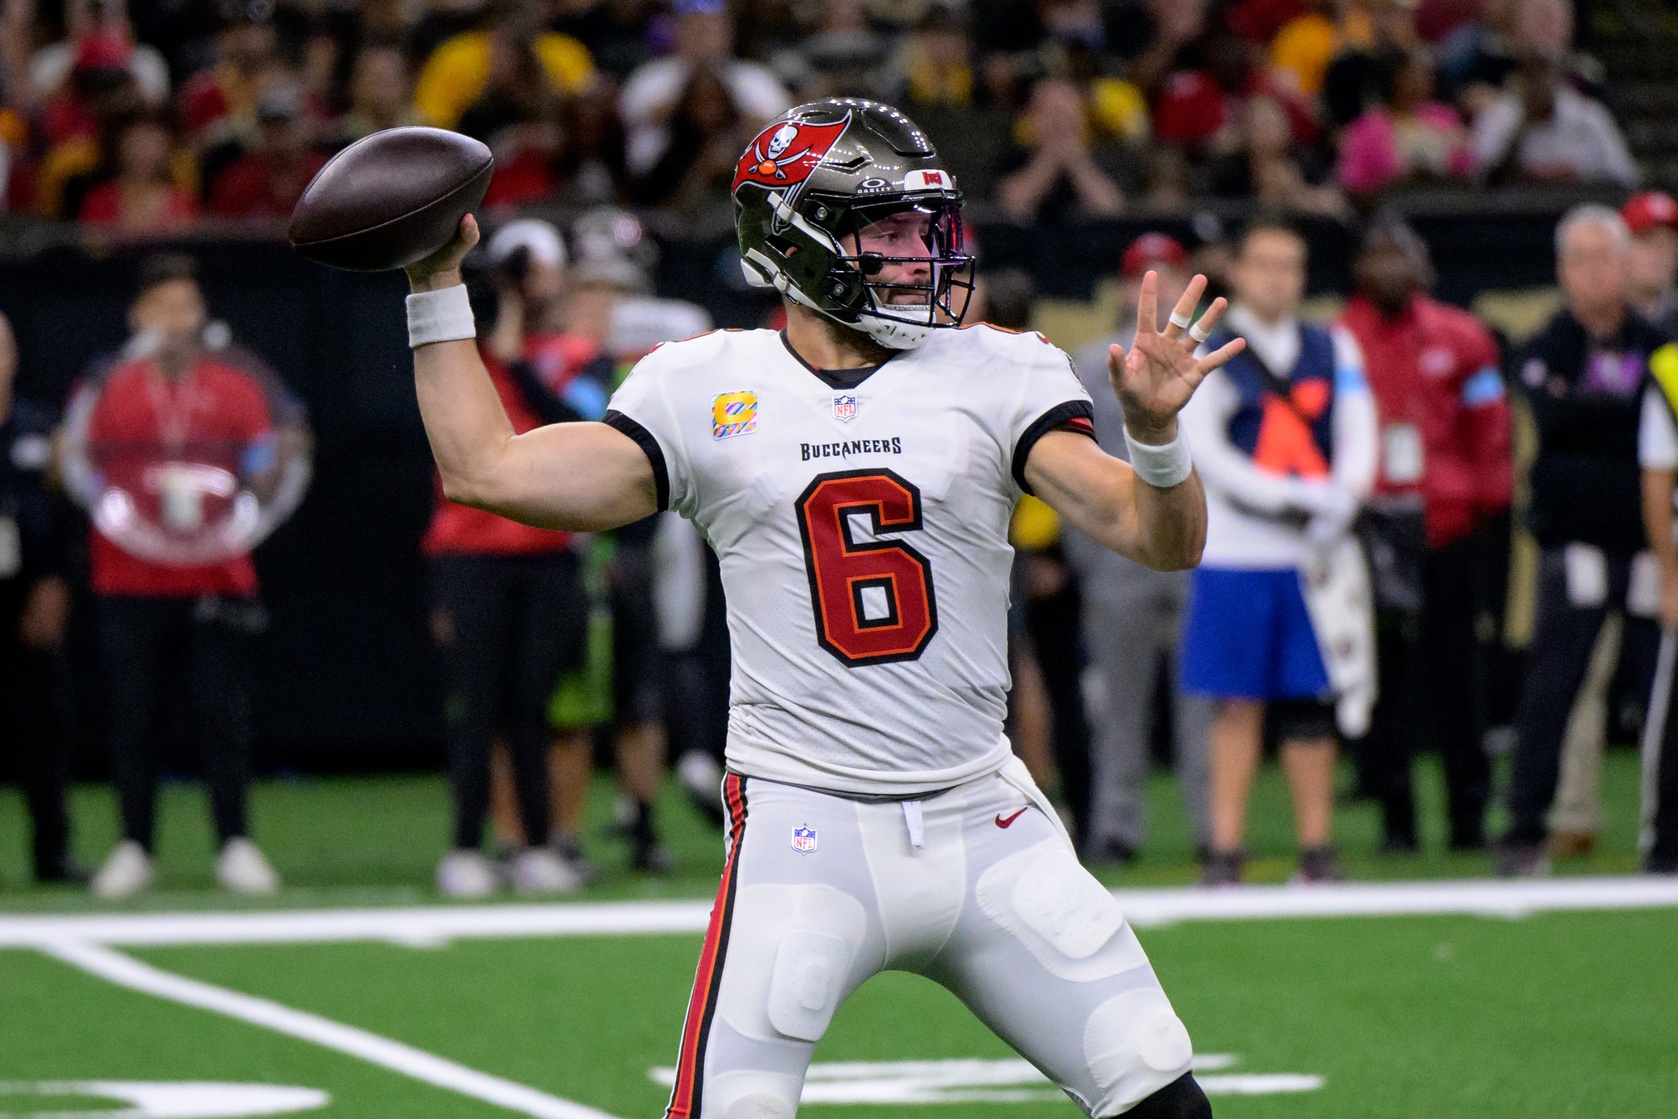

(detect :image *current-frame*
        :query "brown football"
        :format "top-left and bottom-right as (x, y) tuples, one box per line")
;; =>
(288, 127), (493, 272)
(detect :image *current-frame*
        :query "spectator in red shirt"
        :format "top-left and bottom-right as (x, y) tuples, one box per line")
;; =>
(177, 0), (285, 149)
(207, 83), (328, 219)
(1151, 23), (1316, 155)
(82, 255), (283, 900)
(426, 220), (605, 898)
(1339, 216), (1511, 853)
(77, 110), (199, 233)
(37, 30), (157, 148)
(28, 1), (170, 117)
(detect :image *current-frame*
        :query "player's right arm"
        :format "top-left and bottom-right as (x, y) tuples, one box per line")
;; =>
(405, 215), (658, 532)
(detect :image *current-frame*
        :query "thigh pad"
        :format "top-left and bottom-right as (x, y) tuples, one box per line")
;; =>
(715, 883), (868, 1045)
(974, 839), (1147, 982)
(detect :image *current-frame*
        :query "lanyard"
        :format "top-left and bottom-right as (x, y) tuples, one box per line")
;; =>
(140, 361), (207, 455)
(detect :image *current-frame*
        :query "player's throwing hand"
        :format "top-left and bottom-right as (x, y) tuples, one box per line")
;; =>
(1107, 271), (1246, 442)
(405, 214), (481, 293)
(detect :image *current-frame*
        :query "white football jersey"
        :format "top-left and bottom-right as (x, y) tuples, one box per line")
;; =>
(606, 325), (1094, 796)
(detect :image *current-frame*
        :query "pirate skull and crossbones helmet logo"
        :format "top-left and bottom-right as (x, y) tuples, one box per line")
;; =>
(752, 124), (804, 178)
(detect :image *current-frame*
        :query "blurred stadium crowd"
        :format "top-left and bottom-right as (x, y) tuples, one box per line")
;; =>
(0, 0), (1660, 229)
(2, 0), (1678, 899)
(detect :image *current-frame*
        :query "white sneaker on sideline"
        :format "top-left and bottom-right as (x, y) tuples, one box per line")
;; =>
(216, 837), (281, 895)
(437, 849), (499, 899)
(90, 840), (154, 899)
(511, 847), (583, 895)
(677, 750), (724, 811)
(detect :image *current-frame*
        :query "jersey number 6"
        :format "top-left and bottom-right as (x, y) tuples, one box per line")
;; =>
(795, 469), (939, 667)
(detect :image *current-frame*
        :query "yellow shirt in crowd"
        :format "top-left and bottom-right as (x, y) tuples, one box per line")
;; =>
(412, 31), (595, 129)
(1269, 8), (1376, 98)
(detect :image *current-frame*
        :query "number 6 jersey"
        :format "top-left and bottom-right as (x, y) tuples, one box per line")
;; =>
(605, 325), (1094, 797)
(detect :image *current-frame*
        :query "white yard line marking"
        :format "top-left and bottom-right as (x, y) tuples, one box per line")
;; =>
(1199, 1075), (1324, 1095)
(1110, 875), (1678, 927)
(0, 1080), (330, 1118)
(648, 1057), (1320, 1105)
(0, 900), (713, 949)
(2, 876), (1676, 948)
(39, 942), (627, 1119)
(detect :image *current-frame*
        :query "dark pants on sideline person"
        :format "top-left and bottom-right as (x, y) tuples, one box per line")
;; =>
(609, 538), (664, 730)
(1506, 549), (1658, 847)
(1, 584), (72, 878)
(431, 551), (587, 852)
(1642, 633), (1678, 868)
(98, 594), (263, 852)
(1362, 534), (1493, 849)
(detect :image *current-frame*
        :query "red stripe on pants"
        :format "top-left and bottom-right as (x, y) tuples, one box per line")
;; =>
(664, 773), (747, 1119)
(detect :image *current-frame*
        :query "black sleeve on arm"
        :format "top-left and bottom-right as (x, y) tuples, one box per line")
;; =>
(604, 409), (670, 512)
(1012, 399), (1097, 495)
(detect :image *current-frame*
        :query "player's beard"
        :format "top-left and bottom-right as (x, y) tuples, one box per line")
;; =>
(878, 284), (931, 308)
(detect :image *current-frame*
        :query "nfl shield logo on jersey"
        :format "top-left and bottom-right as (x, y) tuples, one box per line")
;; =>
(791, 825), (817, 853)
(832, 395), (858, 422)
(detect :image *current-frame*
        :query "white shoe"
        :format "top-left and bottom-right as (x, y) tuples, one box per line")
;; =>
(511, 847), (584, 895)
(216, 838), (281, 895)
(437, 849), (499, 899)
(90, 840), (154, 899)
(677, 750), (724, 809)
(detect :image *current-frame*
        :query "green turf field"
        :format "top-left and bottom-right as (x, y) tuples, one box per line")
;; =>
(0, 752), (1672, 1119)
(3, 907), (1676, 1118)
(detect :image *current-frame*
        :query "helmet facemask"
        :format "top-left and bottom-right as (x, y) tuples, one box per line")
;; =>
(836, 199), (975, 349)
(741, 190), (976, 350)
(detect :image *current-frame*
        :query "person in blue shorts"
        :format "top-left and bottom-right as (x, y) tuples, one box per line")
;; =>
(1179, 216), (1378, 885)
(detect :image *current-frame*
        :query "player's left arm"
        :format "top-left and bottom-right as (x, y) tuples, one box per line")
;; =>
(1024, 272), (1245, 571)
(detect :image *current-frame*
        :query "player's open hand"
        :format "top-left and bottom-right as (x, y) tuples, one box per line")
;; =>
(1108, 271), (1245, 443)
(406, 214), (480, 293)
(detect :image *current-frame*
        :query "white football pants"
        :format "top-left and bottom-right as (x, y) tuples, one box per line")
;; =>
(662, 758), (1193, 1119)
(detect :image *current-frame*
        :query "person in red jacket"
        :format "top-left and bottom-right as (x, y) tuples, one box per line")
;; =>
(80, 255), (285, 899)
(1339, 215), (1512, 853)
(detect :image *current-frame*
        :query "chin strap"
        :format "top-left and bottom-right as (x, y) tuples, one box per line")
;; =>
(859, 313), (933, 350)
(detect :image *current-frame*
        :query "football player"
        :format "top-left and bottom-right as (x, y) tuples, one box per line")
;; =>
(401, 99), (1244, 1119)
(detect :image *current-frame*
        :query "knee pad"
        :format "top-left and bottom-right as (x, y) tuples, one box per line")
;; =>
(715, 883), (867, 1044)
(1084, 987), (1194, 1114)
(976, 839), (1147, 982)
(1269, 698), (1336, 742)
(1115, 1073), (1212, 1119)
(704, 1070), (802, 1119)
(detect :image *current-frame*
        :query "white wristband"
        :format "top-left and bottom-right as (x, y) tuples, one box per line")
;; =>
(406, 285), (475, 348)
(1124, 427), (1193, 488)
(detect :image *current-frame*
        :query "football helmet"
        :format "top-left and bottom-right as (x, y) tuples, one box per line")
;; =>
(733, 98), (974, 350)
